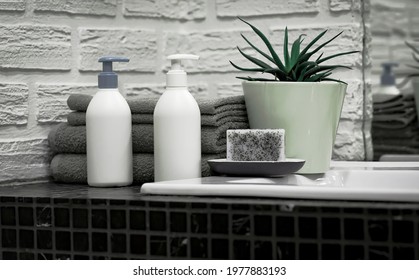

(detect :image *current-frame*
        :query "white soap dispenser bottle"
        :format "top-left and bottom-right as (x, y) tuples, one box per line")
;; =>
(154, 54), (201, 182)
(86, 56), (133, 187)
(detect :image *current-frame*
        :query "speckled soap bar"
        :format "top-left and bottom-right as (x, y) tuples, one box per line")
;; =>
(226, 129), (285, 161)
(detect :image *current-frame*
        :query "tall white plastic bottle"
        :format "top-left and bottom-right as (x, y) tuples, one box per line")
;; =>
(154, 54), (201, 182)
(86, 56), (133, 187)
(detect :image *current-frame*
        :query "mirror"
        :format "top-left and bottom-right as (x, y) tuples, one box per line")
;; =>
(369, 0), (419, 160)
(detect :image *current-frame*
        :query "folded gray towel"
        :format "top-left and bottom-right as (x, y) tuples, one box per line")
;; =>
(49, 122), (249, 154)
(67, 94), (246, 115)
(372, 111), (417, 129)
(50, 153), (224, 184)
(373, 94), (415, 113)
(67, 111), (248, 127)
(373, 144), (419, 160)
(372, 124), (419, 139)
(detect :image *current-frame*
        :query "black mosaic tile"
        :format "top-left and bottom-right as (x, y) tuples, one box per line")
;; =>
(254, 215), (272, 236)
(110, 199), (125, 205)
(111, 234), (126, 254)
(1, 207), (16, 225)
(56, 231), (71, 251)
(92, 232), (107, 252)
(19, 229), (34, 248)
(2, 252), (17, 259)
(36, 207), (51, 227)
(150, 236), (166, 256)
(91, 199), (107, 205)
(92, 209), (107, 229)
(232, 214), (250, 235)
(233, 240), (250, 259)
(169, 202), (187, 208)
(53, 198), (69, 204)
(344, 218), (364, 240)
(255, 241), (272, 259)
(232, 204), (250, 210)
(392, 220), (414, 243)
(149, 211), (166, 231)
(73, 232), (89, 252)
(322, 244), (341, 259)
(369, 246), (389, 260)
(128, 200), (145, 206)
(211, 213), (228, 234)
(170, 237), (187, 257)
(368, 220), (388, 242)
(2, 229), (16, 248)
(321, 218), (340, 240)
(191, 238), (207, 258)
(56, 254), (71, 260)
(36, 197), (50, 204)
(343, 208), (363, 214)
(38, 253), (53, 260)
(299, 243), (318, 260)
(54, 208), (70, 227)
(210, 203), (228, 209)
(277, 242), (295, 260)
(1, 197), (15, 202)
(18, 207), (34, 226)
(344, 245), (364, 260)
(321, 207), (340, 213)
(110, 210), (126, 229)
(191, 203), (206, 209)
(37, 230), (52, 250)
(191, 213), (207, 233)
(72, 199), (87, 205)
(74, 255), (90, 260)
(298, 217), (317, 239)
(170, 212), (186, 233)
(211, 238), (229, 259)
(393, 247), (415, 260)
(276, 216), (294, 237)
(149, 201), (166, 208)
(73, 208), (88, 228)
(130, 234), (146, 255)
(19, 252), (35, 260)
(130, 210), (146, 230)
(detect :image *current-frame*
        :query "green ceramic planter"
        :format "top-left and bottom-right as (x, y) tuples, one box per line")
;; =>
(243, 81), (346, 174)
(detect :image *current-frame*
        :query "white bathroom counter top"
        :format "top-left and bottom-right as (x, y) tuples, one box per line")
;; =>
(141, 161), (419, 203)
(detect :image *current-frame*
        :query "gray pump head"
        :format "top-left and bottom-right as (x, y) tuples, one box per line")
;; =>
(98, 56), (129, 89)
(381, 62), (398, 86)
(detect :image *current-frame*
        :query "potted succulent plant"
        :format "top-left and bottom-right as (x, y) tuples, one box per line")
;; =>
(230, 18), (358, 174)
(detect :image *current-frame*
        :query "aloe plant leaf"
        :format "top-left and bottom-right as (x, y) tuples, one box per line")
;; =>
(301, 31), (343, 62)
(316, 52), (324, 62)
(236, 46), (272, 69)
(288, 34), (305, 71)
(238, 17), (286, 72)
(322, 78), (347, 84)
(406, 41), (419, 54)
(241, 34), (276, 65)
(229, 61), (266, 72)
(236, 76), (277, 81)
(299, 29), (328, 58)
(303, 65), (351, 79)
(283, 27), (290, 70)
(316, 50), (359, 64)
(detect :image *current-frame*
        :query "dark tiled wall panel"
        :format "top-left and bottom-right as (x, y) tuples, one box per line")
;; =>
(1, 197), (419, 259)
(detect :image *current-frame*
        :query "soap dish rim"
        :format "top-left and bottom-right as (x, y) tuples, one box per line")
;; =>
(207, 158), (305, 177)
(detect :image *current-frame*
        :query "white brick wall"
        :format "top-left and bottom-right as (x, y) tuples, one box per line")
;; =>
(0, 0), (371, 184)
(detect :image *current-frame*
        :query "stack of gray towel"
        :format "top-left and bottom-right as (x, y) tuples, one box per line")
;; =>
(372, 93), (419, 160)
(48, 94), (249, 184)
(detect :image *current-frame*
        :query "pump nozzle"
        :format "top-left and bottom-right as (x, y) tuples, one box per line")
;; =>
(98, 56), (130, 89)
(381, 62), (398, 86)
(166, 54), (199, 87)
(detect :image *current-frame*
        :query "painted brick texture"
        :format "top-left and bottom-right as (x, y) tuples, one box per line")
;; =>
(0, 0), (371, 184)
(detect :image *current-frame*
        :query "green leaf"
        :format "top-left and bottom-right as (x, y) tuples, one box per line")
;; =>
(289, 34), (305, 71)
(299, 29), (328, 58)
(303, 65), (351, 79)
(229, 60), (266, 73)
(283, 27), (290, 71)
(316, 50), (359, 64)
(236, 46), (272, 69)
(322, 78), (347, 85)
(241, 34), (276, 65)
(238, 17), (286, 72)
(236, 76), (277, 81)
(301, 31), (343, 62)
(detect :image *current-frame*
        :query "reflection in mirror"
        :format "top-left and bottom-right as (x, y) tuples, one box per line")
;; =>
(370, 0), (419, 160)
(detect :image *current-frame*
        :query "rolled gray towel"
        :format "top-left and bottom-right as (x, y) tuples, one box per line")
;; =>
(372, 124), (419, 139)
(67, 94), (246, 115)
(50, 153), (224, 184)
(67, 111), (248, 127)
(48, 122), (249, 154)
(373, 94), (415, 113)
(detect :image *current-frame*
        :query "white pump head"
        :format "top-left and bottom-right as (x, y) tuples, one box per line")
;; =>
(166, 54), (199, 87)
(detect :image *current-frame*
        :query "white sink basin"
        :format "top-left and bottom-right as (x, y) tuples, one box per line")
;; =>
(141, 161), (419, 202)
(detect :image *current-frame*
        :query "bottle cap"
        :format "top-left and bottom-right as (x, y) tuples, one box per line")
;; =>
(166, 54), (199, 87)
(98, 56), (129, 89)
